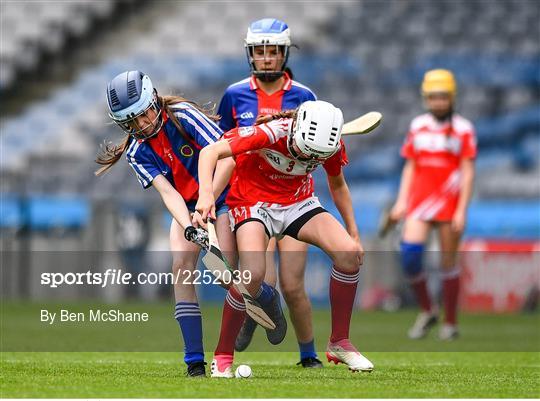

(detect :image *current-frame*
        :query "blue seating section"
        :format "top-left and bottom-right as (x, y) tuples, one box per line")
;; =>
(0, 195), (90, 230)
(1, 0), (538, 238)
(390, 55), (540, 88)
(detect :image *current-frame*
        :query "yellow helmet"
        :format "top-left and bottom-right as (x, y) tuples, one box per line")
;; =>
(421, 69), (456, 97)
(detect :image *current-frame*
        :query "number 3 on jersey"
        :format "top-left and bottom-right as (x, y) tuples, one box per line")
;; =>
(286, 160), (295, 172)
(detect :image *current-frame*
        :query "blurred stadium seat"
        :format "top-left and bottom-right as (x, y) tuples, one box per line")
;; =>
(0, 0), (538, 240)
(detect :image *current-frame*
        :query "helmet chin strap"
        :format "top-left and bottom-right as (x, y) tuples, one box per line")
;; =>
(287, 135), (323, 162)
(246, 43), (290, 83)
(129, 97), (163, 141)
(254, 70), (284, 82)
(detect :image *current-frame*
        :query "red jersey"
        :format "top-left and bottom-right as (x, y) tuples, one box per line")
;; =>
(223, 118), (348, 207)
(401, 113), (477, 221)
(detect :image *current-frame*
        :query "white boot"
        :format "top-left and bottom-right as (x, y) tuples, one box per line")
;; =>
(326, 339), (374, 372)
(408, 311), (438, 339)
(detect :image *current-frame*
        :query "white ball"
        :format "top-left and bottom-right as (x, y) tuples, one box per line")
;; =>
(234, 364), (252, 378)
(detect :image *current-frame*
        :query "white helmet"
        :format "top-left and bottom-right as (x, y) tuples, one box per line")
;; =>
(289, 101), (344, 160)
(245, 18), (291, 47)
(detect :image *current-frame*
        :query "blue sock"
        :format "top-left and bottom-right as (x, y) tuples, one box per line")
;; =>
(255, 282), (274, 306)
(299, 339), (317, 360)
(174, 302), (204, 365)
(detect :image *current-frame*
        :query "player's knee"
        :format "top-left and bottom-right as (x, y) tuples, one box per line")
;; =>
(333, 240), (362, 272)
(171, 259), (181, 273)
(400, 241), (424, 278)
(339, 256), (360, 272)
(245, 269), (265, 291)
(171, 258), (195, 275)
(280, 282), (305, 304)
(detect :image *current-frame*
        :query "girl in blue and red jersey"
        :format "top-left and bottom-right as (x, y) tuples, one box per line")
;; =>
(96, 70), (237, 377)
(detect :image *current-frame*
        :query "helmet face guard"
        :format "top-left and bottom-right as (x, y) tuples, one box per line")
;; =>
(287, 135), (309, 161)
(107, 71), (163, 141)
(289, 100), (344, 161)
(287, 132), (326, 162)
(245, 18), (291, 82)
(287, 135), (338, 161)
(109, 95), (163, 141)
(245, 43), (290, 82)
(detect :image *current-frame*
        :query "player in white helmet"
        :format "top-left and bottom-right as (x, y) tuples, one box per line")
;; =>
(98, 70), (282, 377)
(217, 17), (322, 368)
(195, 100), (374, 376)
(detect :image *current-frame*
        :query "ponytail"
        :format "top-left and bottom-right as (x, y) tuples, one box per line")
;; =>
(160, 95), (219, 144)
(255, 109), (297, 125)
(94, 136), (130, 176)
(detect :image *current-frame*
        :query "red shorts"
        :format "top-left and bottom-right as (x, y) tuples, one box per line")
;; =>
(407, 192), (458, 221)
(406, 171), (461, 222)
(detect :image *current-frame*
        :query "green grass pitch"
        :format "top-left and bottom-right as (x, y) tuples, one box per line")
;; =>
(1, 302), (539, 398)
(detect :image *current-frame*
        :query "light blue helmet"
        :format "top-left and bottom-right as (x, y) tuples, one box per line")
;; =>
(106, 70), (162, 140)
(245, 18), (291, 82)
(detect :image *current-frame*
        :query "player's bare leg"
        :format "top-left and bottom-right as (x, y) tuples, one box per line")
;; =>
(277, 238), (310, 341)
(213, 221), (285, 377)
(234, 227), (272, 353)
(401, 218), (438, 339)
(170, 219), (206, 377)
(170, 221), (201, 302)
(265, 237), (278, 287)
(212, 222), (267, 378)
(278, 237), (321, 367)
(236, 237), (277, 347)
(402, 218), (431, 244)
(214, 210), (256, 371)
(235, 237), (277, 351)
(437, 222), (462, 340)
(215, 212), (238, 269)
(296, 212), (373, 372)
(237, 224), (288, 345)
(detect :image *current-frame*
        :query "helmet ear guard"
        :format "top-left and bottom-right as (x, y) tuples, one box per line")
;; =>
(289, 100), (344, 160)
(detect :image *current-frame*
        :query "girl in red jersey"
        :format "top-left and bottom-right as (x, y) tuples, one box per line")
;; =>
(389, 69), (476, 340)
(195, 100), (374, 377)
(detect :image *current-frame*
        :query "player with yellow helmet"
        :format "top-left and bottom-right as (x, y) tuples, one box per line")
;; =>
(389, 69), (477, 341)
(421, 69), (457, 97)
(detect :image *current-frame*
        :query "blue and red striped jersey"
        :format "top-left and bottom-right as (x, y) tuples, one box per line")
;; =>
(217, 73), (316, 132)
(125, 102), (226, 208)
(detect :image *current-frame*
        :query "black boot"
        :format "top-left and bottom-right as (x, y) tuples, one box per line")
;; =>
(262, 288), (287, 345)
(186, 361), (207, 377)
(297, 356), (323, 368)
(235, 316), (258, 352)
